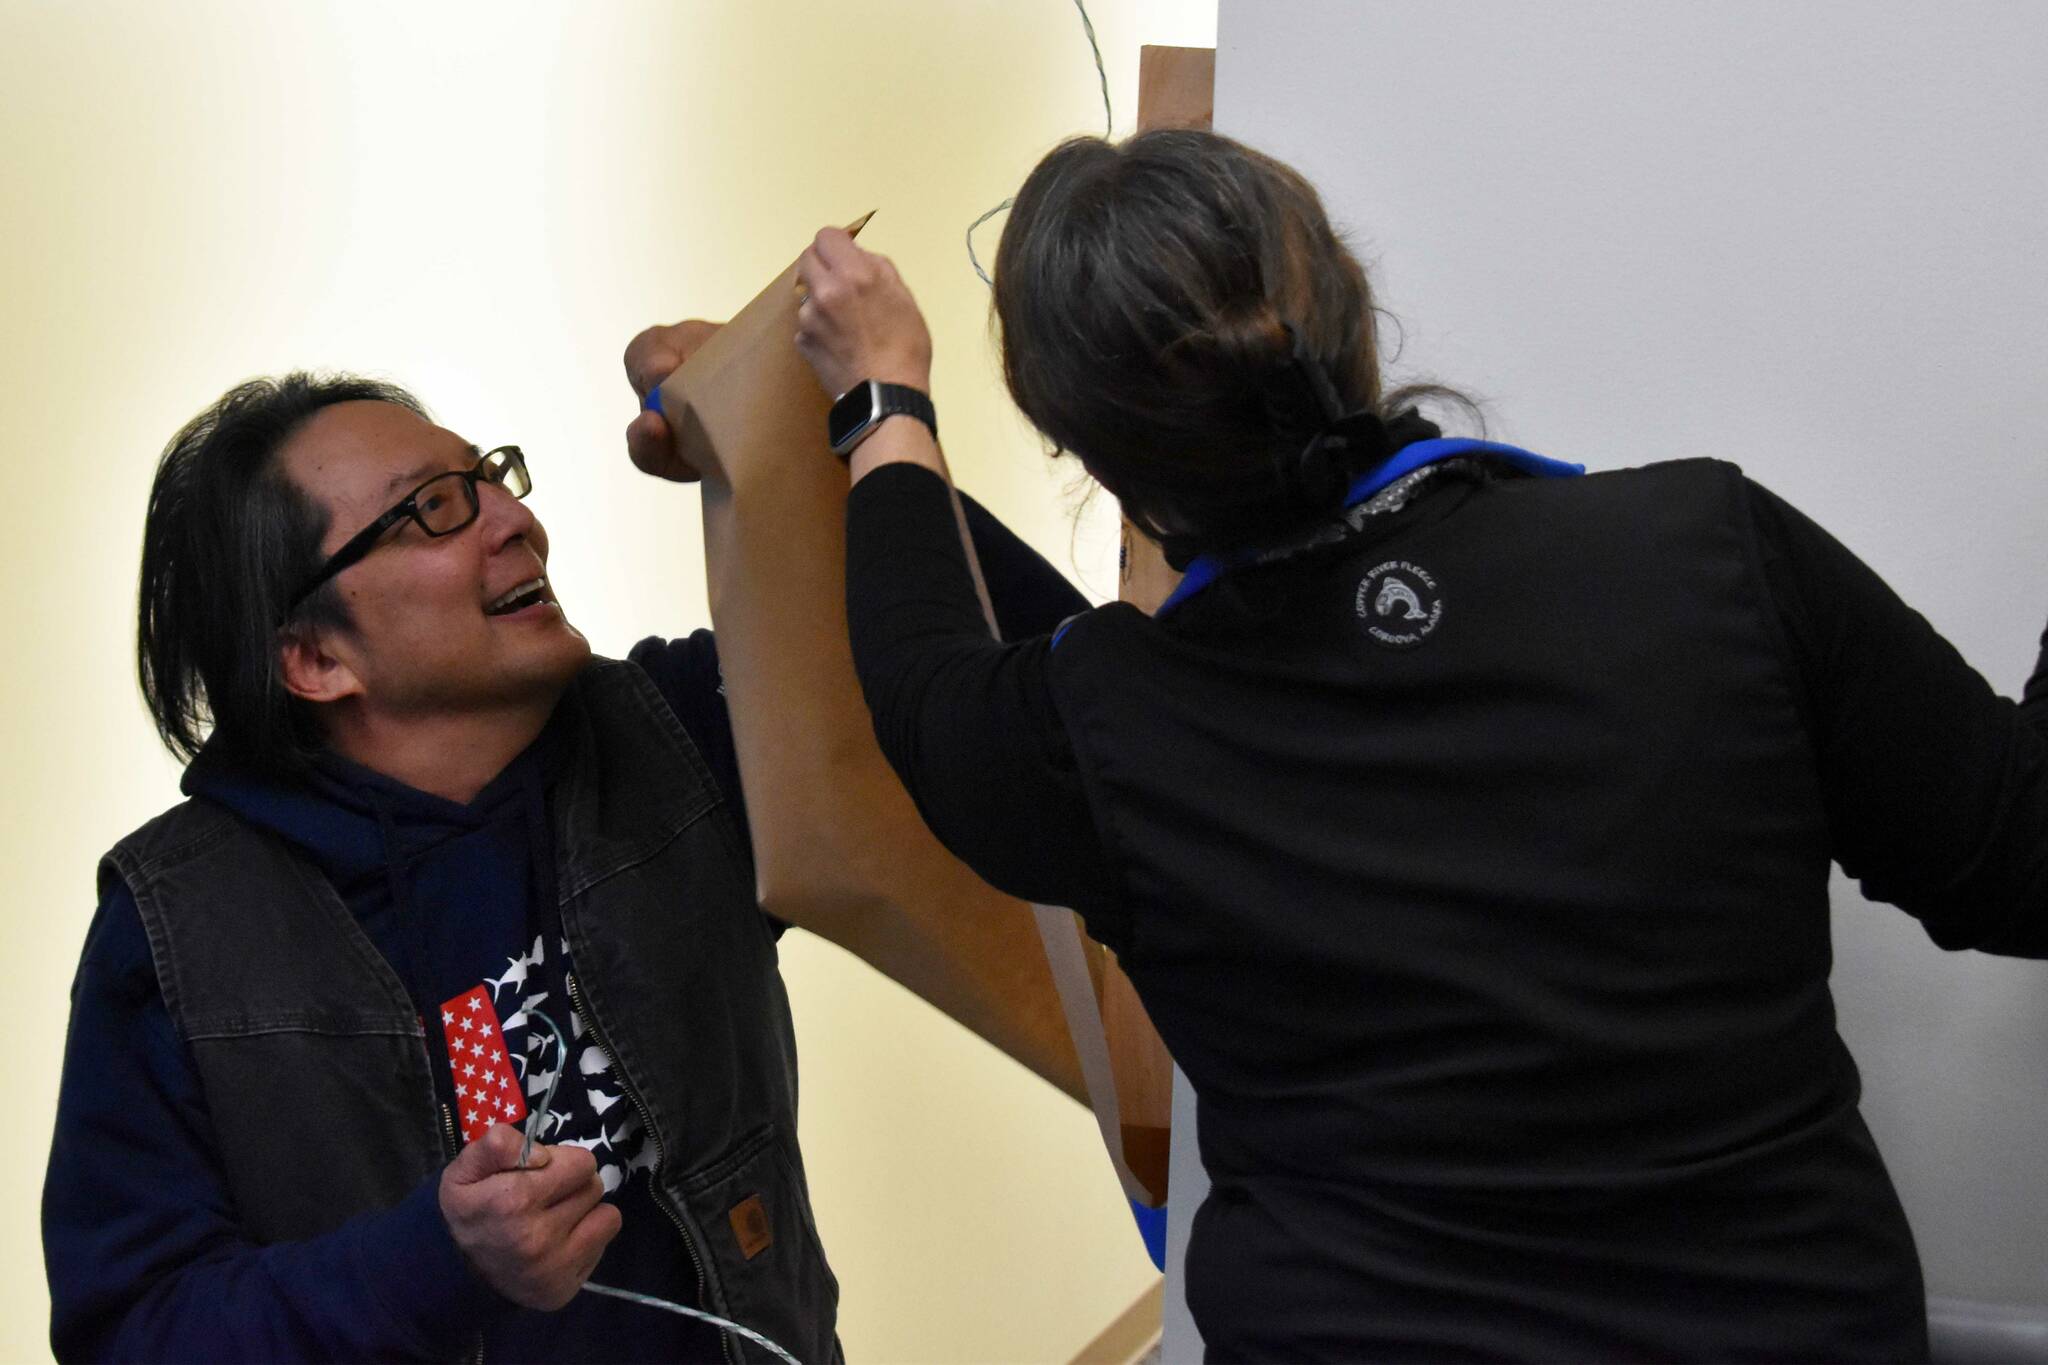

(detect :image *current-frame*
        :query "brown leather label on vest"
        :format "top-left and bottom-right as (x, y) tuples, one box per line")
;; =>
(729, 1193), (773, 1260)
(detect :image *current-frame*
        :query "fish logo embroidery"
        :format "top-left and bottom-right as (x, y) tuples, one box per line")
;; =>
(1356, 561), (1443, 648)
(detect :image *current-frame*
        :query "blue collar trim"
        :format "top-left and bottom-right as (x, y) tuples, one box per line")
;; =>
(1152, 438), (1585, 619)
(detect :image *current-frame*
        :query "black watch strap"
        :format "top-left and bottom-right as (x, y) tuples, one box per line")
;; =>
(829, 380), (938, 457)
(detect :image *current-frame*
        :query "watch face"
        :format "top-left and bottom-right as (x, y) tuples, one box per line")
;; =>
(828, 382), (876, 451)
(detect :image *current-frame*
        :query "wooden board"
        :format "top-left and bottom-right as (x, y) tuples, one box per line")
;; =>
(1088, 39), (1225, 1201)
(656, 218), (1089, 1107)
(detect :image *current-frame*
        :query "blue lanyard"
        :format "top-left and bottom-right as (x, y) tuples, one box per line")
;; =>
(1152, 438), (1585, 619)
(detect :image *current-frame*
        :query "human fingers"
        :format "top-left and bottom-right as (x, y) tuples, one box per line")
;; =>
(626, 407), (671, 455)
(793, 322), (848, 401)
(623, 327), (680, 401)
(621, 320), (716, 482)
(623, 320), (723, 399)
(794, 244), (844, 389)
(625, 408), (703, 484)
(447, 1117), (546, 1187)
(795, 243), (833, 316)
(524, 1200), (624, 1311)
(524, 1141), (606, 1210)
(567, 1199), (624, 1274)
(809, 225), (862, 273)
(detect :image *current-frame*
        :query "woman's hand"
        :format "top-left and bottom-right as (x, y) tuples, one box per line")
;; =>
(794, 228), (933, 401)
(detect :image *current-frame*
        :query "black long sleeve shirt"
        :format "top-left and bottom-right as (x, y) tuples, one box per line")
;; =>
(846, 456), (2048, 1361)
(850, 462), (2048, 956)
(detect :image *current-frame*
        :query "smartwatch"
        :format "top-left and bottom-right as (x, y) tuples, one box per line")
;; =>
(828, 380), (937, 457)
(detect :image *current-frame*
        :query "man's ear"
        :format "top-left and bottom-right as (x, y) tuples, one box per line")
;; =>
(278, 625), (365, 705)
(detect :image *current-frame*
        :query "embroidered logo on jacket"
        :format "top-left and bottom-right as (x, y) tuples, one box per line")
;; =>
(1356, 561), (1443, 648)
(730, 1193), (775, 1259)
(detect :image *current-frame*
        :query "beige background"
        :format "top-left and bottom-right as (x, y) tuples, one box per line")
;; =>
(0, 2), (1214, 1360)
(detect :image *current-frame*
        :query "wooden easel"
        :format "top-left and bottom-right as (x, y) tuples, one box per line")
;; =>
(1091, 35), (1216, 1211)
(1069, 41), (1217, 1365)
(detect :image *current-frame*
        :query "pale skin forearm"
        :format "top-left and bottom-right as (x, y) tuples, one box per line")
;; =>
(847, 410), (946, 487)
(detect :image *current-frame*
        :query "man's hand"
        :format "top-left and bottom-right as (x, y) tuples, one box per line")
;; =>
(439, 1121), (621, 1311)
(624, 319), (723, 483)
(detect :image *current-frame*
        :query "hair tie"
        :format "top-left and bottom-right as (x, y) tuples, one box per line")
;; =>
(1280, 322), (1347, 426)
(1152, 325), (1444, 572)
(1283, 411), (1373, 508)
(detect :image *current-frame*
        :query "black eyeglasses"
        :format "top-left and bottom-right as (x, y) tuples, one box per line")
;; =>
(285, 445), (532, 614)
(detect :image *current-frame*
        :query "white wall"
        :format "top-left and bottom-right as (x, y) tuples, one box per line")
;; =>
(1164, 0), (2048, 1353)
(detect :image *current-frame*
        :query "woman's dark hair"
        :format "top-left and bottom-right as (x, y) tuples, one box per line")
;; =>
(137, 372), (429, 773)
(994, 128), (1471, 559)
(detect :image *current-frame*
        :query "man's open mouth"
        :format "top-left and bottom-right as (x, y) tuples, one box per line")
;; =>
(484, 577), (550, 616)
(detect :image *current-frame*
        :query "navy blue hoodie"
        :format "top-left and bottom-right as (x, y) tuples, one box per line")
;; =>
(43, 634), (741, 1362)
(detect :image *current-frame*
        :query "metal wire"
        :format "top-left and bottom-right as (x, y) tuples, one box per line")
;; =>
(966, 198), (1017, 288)
(967, 0), (1114, 285)
(1073, 0), (1112, 138)
(511, 1003), (806, 1364)
(583, 1281), (805, 1365)
(517, 1006), (567, 1169)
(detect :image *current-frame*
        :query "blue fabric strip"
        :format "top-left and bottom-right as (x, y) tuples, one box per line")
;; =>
(641, 386), (665, 417)
(1130, 1198), (1168, 1272)
(1151, 438), (1585, 620)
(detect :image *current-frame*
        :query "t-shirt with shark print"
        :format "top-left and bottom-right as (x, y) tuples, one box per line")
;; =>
(448, 932), (658, 1197)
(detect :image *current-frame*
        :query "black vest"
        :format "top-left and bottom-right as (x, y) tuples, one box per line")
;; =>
(102, 659), (839, 1364)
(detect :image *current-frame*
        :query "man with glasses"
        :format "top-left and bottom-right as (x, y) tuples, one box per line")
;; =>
(42, 333), (1090, 1362)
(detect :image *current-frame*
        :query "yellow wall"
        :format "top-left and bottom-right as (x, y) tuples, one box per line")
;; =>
(0, 2), (1213, 1359)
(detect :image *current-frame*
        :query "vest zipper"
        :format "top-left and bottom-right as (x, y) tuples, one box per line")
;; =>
(565, 971), (735, 1365)
(433, 1077), (484, 1364)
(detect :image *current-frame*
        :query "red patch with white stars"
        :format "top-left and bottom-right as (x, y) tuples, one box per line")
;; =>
(441, 985), (527, 1143)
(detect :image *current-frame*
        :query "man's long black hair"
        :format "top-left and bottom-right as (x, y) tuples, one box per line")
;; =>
(138, 373), (427, 773)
